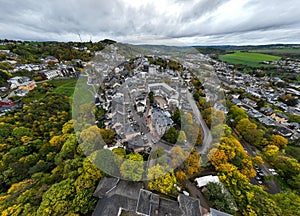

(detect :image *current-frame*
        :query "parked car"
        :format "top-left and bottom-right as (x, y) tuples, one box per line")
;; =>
(255, 176), (262, 181)
(255, 167), (262, 172)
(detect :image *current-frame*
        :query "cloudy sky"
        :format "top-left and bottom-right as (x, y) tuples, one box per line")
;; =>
(0, 0), (300, 45)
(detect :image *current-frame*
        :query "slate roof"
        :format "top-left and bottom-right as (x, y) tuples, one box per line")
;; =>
(93, 177), (119, 199)
(151, 108), (173, 127)
(136, 189), (155, 215)
(276, 126), (293, 136)
(93, 178), (203, 216)
(178, 194), (202, 216)
(127, 135), (149, 148)
(93, 180), (143, 216)
(210, 208), (233, 216)
(275, 112), (289, 120)
(157, 198), (183, 216)
(123, 123), (140, 136)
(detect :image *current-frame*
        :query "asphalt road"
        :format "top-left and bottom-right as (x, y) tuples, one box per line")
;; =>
(186, 91), (212, 155)
(231, 125), (281, 194)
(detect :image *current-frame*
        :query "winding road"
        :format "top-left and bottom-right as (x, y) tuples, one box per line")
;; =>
(186, 91), (212, 155)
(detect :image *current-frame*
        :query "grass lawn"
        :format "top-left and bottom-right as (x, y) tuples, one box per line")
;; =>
(50, 78), (78, 98)
(219, 52), (281, 67)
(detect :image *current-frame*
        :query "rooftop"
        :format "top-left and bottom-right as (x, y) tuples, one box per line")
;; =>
(93, 178), (203, 216)
(210, 208), (233, 216)
(195, 175), (220, 188)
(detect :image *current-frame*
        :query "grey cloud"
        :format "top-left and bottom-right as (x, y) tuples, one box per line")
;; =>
(0, 0), (299, 45)
(179, 0), (230, 22)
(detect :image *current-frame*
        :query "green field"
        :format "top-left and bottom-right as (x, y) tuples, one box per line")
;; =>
(219, 52), (281, 67)
(50, 78), (78, 97)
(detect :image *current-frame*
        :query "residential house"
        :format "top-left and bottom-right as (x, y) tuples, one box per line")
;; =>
(242, 98), (257, 108)
(44, 56), (59, 64)
(258, 117), (276, 126)
(290, 122), (300, 133)
(271, 113), (289, 124)
(39, 69), (61, 80)
(93, 177), (203, 216)
(135, 92), (147, 113)
(123, 122), (141, 141)
(276, 126), (293, 137)
(260, 107), (273, 116)
(7, 76), (30, 89)
(209, 208), (233, 216)
(291, 132), (300, 141)
(125, 135), (150, 153)
(18, 81), (36, 91)
(214, 101), (229, 114)
(247, 109), (263, 118)
(195, 175), (220, 188)
(15, 89), (29, 97)
(149, 83), (179, 108)
(231, 98), (242, 106)
(240, 104), (252, 111)
(0, 50), (10, 54)
(0, 100), (14, 107)
(151, 108), (173, 136)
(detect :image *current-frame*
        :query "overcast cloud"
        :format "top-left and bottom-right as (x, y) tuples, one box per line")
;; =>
(0, 0), (299, 45)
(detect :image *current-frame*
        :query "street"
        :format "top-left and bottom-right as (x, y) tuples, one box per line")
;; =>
(231, 125), (281, 194)
(186, 91), (212, 155)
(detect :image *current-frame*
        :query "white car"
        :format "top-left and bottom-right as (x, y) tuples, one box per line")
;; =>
(268, 168), (275, 172)
(271, 171), (279, 176)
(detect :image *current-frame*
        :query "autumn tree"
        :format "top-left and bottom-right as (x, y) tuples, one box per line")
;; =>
(263, 145), (279, 157)
(184, 148), (201, 176)
(236, 118), (264, 146)
(99, 128), (115, 146)
(37, 178), (75, 215)
(253, 156), (264, 166)
(79, 127), (100, 154)
(162, 127), (178, 144)
(203, 182), (236, 215)
(229, 105), (248, 126)
(209, 149), (228, 169)
(177, 130), (186, 144)
(90, 149), (120, 177)
(269, 134), (288, 149)
(171, 108), (181, 126)
(147, 164), (177, 195)
(274, 192), (300, 216)
(120, 153), (144, 181)
(175, 170), (187, 181)
(169, 146), (184, 166)
(212, 124), (232, 140)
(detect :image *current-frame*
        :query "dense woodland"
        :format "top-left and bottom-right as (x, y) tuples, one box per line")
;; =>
(0, 82), (107, 215)
(0, 39), (116, 64)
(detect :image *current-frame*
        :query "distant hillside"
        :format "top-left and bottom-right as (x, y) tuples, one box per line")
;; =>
(194, 44), (300, 58)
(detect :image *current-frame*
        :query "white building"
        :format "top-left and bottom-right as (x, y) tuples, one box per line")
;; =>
(7, 76), (30, 89)
(195, 175), (220, 188)
(42, 70), (61, 79)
